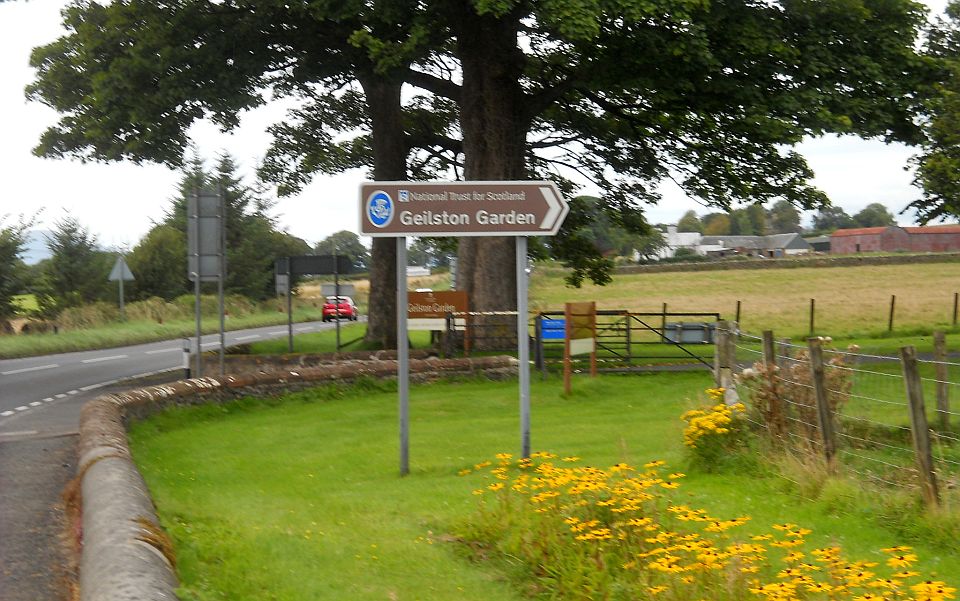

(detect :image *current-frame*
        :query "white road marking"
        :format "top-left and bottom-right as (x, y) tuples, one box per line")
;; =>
(0, 430), (38, 437)
(0, 411), (14, 417)
(43, 397), (54, 402)
(235, 334), (260, 341)
(81, 354), (128, 364)
(269, 330), (286, 335)
(200, 342), (221, 348)
(29, 401), (42, 407)
(67, 390), (79, 395)
(1, 364), (58, 376)
(145, 347), (179, 354)
(55, 394), (67, 399)
(15, 406), (28, 412)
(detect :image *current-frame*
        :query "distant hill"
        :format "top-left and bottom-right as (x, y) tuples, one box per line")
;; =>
(21, 230), (52, 265)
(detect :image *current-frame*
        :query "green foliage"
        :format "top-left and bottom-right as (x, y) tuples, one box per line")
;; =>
(0, 215), (31, 320)
(853, 202), (897, 227)
(315, 231), (370, 271)
(812, 205), (856, 232)
(132, 151), (311, 302)
(128, 225), (187, 301)
(33, 215), (112, 317)
(768, 200), (802, 234)
(677, 210), (702, 233)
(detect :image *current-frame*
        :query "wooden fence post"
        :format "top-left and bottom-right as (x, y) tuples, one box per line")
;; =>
(953, 292), (958, 327)
(934, 331), (950, 431)
(900, 345), (941, 508)
(888, 295), (896, 333)
(763, 330), (785, 437)
(807, 337), (837, 469)
(735, 300), (742, 324)
(809, 298), (816, 336)
(714, 320), (727, 388)
(714, 321), (739, 405)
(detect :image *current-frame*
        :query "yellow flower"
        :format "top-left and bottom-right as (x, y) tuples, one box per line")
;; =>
(887, 554), (917, 568)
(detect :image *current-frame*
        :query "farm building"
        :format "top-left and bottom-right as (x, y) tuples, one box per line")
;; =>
(829, 226), (911, 254)
(804, 235), (831, 253)
(903, 225), (960, 252)
(699, 233), (811, 258)
(830, 224), (960, 254)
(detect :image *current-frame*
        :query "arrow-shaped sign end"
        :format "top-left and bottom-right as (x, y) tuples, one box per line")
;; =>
(539, 185), (566, 233)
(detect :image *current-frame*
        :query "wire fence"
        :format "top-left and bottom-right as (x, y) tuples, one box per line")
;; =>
(724, 324), (960, 508)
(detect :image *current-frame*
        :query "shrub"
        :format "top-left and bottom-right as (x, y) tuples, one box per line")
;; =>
(459, 451), (957, 601)
(680, 387), (747, 470)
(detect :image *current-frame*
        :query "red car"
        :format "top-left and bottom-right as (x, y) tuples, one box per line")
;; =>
(322, 296), (359, 321)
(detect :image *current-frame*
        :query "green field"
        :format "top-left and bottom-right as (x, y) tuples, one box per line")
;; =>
(530, 261), (960, 340)
(129, 373), (960, 600)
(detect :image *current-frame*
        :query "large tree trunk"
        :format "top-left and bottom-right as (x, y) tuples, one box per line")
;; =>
(454, 9), (529, 348)
(360, 76), (407, 349)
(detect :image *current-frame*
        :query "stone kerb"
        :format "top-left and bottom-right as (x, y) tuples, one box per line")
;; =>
(74, 355), (517, 601)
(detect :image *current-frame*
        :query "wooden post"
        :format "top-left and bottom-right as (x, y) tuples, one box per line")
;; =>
(900, 345), (941, 507)
(953, 292), (958, 327)
(714, 320), (739, 405)
(809, 298), (816, 336)
(888, 294), (896, 333)
(763, 330), (784, 437)
(934, 331), (950, 431)
(735, 300), (742, 324)
(807, 337), (837, 469)
(661, 302), (668, 336)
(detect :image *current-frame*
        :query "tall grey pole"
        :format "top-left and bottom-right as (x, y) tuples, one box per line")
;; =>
(193, 272), (202, 378)
(517, 237), (531, 458)
(218, 272), (225, 376)
(118, 272), (125, 321)
(286, 260), (293, 353)
(398, 237), (409, 476)
(334, 249), (341, 352)
(218, 189), (226, 376)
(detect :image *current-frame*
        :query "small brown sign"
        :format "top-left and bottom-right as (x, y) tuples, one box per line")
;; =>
(408, 291), (468, 318)
(360, 181), (569, 237)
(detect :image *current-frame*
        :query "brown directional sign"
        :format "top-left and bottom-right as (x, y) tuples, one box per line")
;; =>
(359, 181), (569, 237)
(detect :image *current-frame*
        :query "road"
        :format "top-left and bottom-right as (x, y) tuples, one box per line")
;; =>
(0, 319), (345, 600)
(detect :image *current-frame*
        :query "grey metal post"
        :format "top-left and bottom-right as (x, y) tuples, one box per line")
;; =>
(287, 270), (293, 353)
(182, 337), (191, 379)
(397, 237), (410, 476)
(218, 188), (226, 376)
(518, 237), (531, 458)
(118, 273), (125, 321)
(334, 248), (341, 352)
(193, 273), (202, 378)
(218, 272), (225, 376)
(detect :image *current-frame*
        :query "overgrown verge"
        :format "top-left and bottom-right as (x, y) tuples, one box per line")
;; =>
(455, 388), (960, 600)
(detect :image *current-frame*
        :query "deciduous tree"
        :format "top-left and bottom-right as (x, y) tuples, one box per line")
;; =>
(0, 215), (31, 321)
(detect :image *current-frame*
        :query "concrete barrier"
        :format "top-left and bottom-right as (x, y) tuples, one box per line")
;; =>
(74, 356), (517, 601)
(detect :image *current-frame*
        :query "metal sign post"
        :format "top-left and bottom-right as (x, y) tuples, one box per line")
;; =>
(397, 237), (410, 476)
(108, 255), (135, 321)
(517, 237), (531, 458)
(361, 180), (569, 474)
(187, 187), (226, 378)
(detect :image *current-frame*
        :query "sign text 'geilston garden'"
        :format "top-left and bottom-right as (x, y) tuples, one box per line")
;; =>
(359, 181), (569, 237)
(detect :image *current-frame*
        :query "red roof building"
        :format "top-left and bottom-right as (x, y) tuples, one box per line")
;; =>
(830, 224), (960, 254)
(830, 226), (910, 254)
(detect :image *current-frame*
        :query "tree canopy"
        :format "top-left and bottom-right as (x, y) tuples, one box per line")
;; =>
(27, 0), (939, 335)
(0, 215), (31, 321)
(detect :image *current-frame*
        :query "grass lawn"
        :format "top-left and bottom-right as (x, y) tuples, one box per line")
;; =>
(129, 372), (960, 600)
(530, 261), (960, 340)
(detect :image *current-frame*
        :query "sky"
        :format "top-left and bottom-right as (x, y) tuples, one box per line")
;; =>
(0, 0), (952, 252)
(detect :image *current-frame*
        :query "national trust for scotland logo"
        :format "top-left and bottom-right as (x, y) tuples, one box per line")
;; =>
(366, 190), (394, 228)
